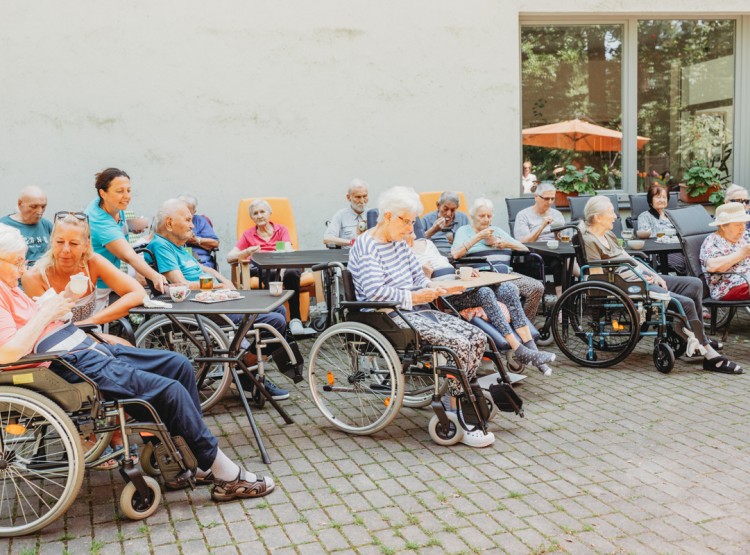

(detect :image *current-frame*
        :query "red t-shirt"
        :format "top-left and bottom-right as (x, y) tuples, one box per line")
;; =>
(235, 222), (291, 252)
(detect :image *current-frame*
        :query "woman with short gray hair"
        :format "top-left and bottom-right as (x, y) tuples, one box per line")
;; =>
(452, 198), (545, 321)
(581, 195), (739, 374)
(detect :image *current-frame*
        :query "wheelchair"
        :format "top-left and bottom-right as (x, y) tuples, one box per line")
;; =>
(0, 353), (196, 537)
(306, 269), (524, 446)
(132, 248), (304, 411)
(549, 224), (689, 374)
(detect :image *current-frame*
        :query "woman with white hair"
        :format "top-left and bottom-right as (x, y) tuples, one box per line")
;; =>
(348, 186), (495, 448)
(0, 223), (275, 500)
(452, 197), (545, 321)
(227, 199), (307, 335)
(581, 195), (740, 375)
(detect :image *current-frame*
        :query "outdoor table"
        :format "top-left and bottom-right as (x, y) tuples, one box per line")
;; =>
(130, 290), (294, 464)
(525, 239), (683, 291)
(251, 249), (350, 285)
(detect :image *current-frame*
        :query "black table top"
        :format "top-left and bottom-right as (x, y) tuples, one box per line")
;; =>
(130, 290), (293, 315)
(251, 249), (349, 270)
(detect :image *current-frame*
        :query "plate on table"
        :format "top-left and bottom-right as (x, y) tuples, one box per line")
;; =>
(192, 291), (244, 304)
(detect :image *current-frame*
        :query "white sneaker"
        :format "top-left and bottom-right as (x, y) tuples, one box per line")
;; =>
(649, 290), (671, 302)
(460, 428), (495, 448)
(289, 318), (306, 335)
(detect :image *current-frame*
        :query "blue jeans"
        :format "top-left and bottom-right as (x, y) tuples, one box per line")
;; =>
(55, 344), (219, 469)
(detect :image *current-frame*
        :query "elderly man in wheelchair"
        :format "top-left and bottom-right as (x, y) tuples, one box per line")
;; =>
(551, 195), (739, 374)
(0, 224), (273, 536)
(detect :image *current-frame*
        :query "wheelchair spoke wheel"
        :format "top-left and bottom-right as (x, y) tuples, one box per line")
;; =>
(653, 342), (675, 374)
(0, 386), (85, 537)
(402, 363), (447, 409)
(308, 322), (404, 435)
(135, 316), (231, 411)
(552, 282), (639, 368)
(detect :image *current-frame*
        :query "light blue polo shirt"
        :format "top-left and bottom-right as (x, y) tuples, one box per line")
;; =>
(84, 198), (128, 288)
(147, 234), (203, 283)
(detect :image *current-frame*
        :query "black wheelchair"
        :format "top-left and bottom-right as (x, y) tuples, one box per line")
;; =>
(0, 353), (196, 536)
(549, 224), (690, 373)
(306, 269), (524, 445)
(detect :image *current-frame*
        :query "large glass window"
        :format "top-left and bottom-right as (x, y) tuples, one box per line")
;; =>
(521, 19), (738, 193)
(521, 24), (624, 191)
(636, 20), (735, 192)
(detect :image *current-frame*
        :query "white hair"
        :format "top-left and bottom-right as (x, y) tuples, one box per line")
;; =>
(469, 197), (494, 218)
(249, 199), (272, 218)
(377, 187), (422, 223)
(348, 178), (369, 195)
(535, 182), (556, 196)
(724, 184), (748, 201)
(177, 193), (197, 208)
(155, 199), (190, 232)
(0, 223), (28, 259)
(583, 195), (613, 227)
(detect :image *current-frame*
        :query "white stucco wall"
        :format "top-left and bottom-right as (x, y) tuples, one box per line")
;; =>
(2, 1), (748, 254)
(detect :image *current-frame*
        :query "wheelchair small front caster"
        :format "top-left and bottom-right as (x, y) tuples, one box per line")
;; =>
(139, 443), (161, 477)
(428, 413), (463, 446)
(119, 476), (161, 520)
(653, 342), (675, 374)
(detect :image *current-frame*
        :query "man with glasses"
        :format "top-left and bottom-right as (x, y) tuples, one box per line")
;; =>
(421, 191), (469, 256)
(0, 186), (53, 266)
(514, 182), (566, 297)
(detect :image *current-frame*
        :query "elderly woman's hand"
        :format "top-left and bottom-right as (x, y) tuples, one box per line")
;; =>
(37, 292), (76, 322)
(412, 287), (447, 304)
(476, 228), (494, 242)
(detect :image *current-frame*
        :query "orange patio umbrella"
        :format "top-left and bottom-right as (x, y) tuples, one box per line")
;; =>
(522, 118), (649, 152)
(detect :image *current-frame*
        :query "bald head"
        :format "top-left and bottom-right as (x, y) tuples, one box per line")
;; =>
(16, 186), (48, 225)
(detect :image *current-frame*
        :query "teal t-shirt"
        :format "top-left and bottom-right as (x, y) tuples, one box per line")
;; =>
(147, 234), (202, 283)
(84, 198), (128, 288)
(0, 216), (52, 264)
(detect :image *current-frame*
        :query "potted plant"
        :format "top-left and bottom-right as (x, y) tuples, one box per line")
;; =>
(554, 164), (599, 207)
(679, 160), (724, 204)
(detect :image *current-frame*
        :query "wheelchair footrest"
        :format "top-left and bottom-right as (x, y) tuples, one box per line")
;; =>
(488, 382), (524, 417)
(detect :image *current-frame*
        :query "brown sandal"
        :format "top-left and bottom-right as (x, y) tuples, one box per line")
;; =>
(211, 471), (274, 501)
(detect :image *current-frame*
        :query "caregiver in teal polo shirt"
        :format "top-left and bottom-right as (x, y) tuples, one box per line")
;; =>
(84, 168), (167, 310)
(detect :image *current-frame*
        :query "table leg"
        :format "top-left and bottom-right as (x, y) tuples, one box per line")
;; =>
(229, 363), (272, 465)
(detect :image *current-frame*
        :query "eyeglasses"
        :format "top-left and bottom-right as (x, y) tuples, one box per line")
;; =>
(397, 216), (416, 227)
(538, 196), (556, 202)
(0, 258), (28, 271)
(54, 211), (89, 222)
(730, 199), (750, 206)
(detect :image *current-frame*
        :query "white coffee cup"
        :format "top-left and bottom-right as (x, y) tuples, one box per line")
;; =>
(546, 240), (559, 249)
(284, 241), (293, 252)
(457, 266), (473, 280)
(68, 274), (88, 295)
(168, 285), (190, 302)
(269, 281), (283, 296)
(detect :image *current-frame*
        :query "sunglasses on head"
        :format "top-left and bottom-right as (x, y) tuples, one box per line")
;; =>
(54, 211), (89, 222)
(730, 199), (750, 206)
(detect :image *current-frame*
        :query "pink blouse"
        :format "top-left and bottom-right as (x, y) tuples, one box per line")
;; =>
(235, 222), (291, 253)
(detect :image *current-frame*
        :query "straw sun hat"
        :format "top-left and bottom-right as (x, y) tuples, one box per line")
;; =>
(709, 202), (750, 226)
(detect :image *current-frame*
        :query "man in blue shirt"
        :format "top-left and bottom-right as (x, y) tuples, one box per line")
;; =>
(0, 186), (53, 266)
(420, 191), (469, 256)
(148, 199), (292, 401)
(178, 194), (220, 269)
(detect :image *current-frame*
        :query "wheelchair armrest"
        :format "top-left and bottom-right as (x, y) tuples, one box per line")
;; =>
(0, 351), (66, 368)
(340, 301), (399, 310)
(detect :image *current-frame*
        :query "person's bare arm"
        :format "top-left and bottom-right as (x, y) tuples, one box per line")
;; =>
(78, 255), (147, 326)
(705, 244), (750, 273)
(323, 234), (354, 247)
(105, 238), (167, 292)
(0, 294), (75, 364)
(227, 245), (261, 264)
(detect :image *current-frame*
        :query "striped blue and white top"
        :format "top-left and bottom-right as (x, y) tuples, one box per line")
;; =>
(349, 232), (429, 310)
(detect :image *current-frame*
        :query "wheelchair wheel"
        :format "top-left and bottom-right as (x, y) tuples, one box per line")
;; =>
(135, 315), (231, 411)
(653, 342), (675, 374)
(119, 476), (162, 520)
(552, 281), (639, 368)
(0, 386), (85, 537)
(402, 364), (448, 409)
(308, 322), (404, 435)
(427, 412), (463, 446)
(704, 307), (734, 331)
(139, 442), (161, 477)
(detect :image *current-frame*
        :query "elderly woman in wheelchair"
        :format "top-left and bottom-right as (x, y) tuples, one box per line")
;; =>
(0, 224), (273, 536)
(326, 186), (511, 448)
(554, 195), (738, 374)
(407, 232), (555, 376)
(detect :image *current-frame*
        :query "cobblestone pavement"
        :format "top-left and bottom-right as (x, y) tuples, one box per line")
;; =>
(5, 312), (750, 555)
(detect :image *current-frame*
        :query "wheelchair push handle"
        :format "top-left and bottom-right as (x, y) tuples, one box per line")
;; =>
(311, 261), (346, 272)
